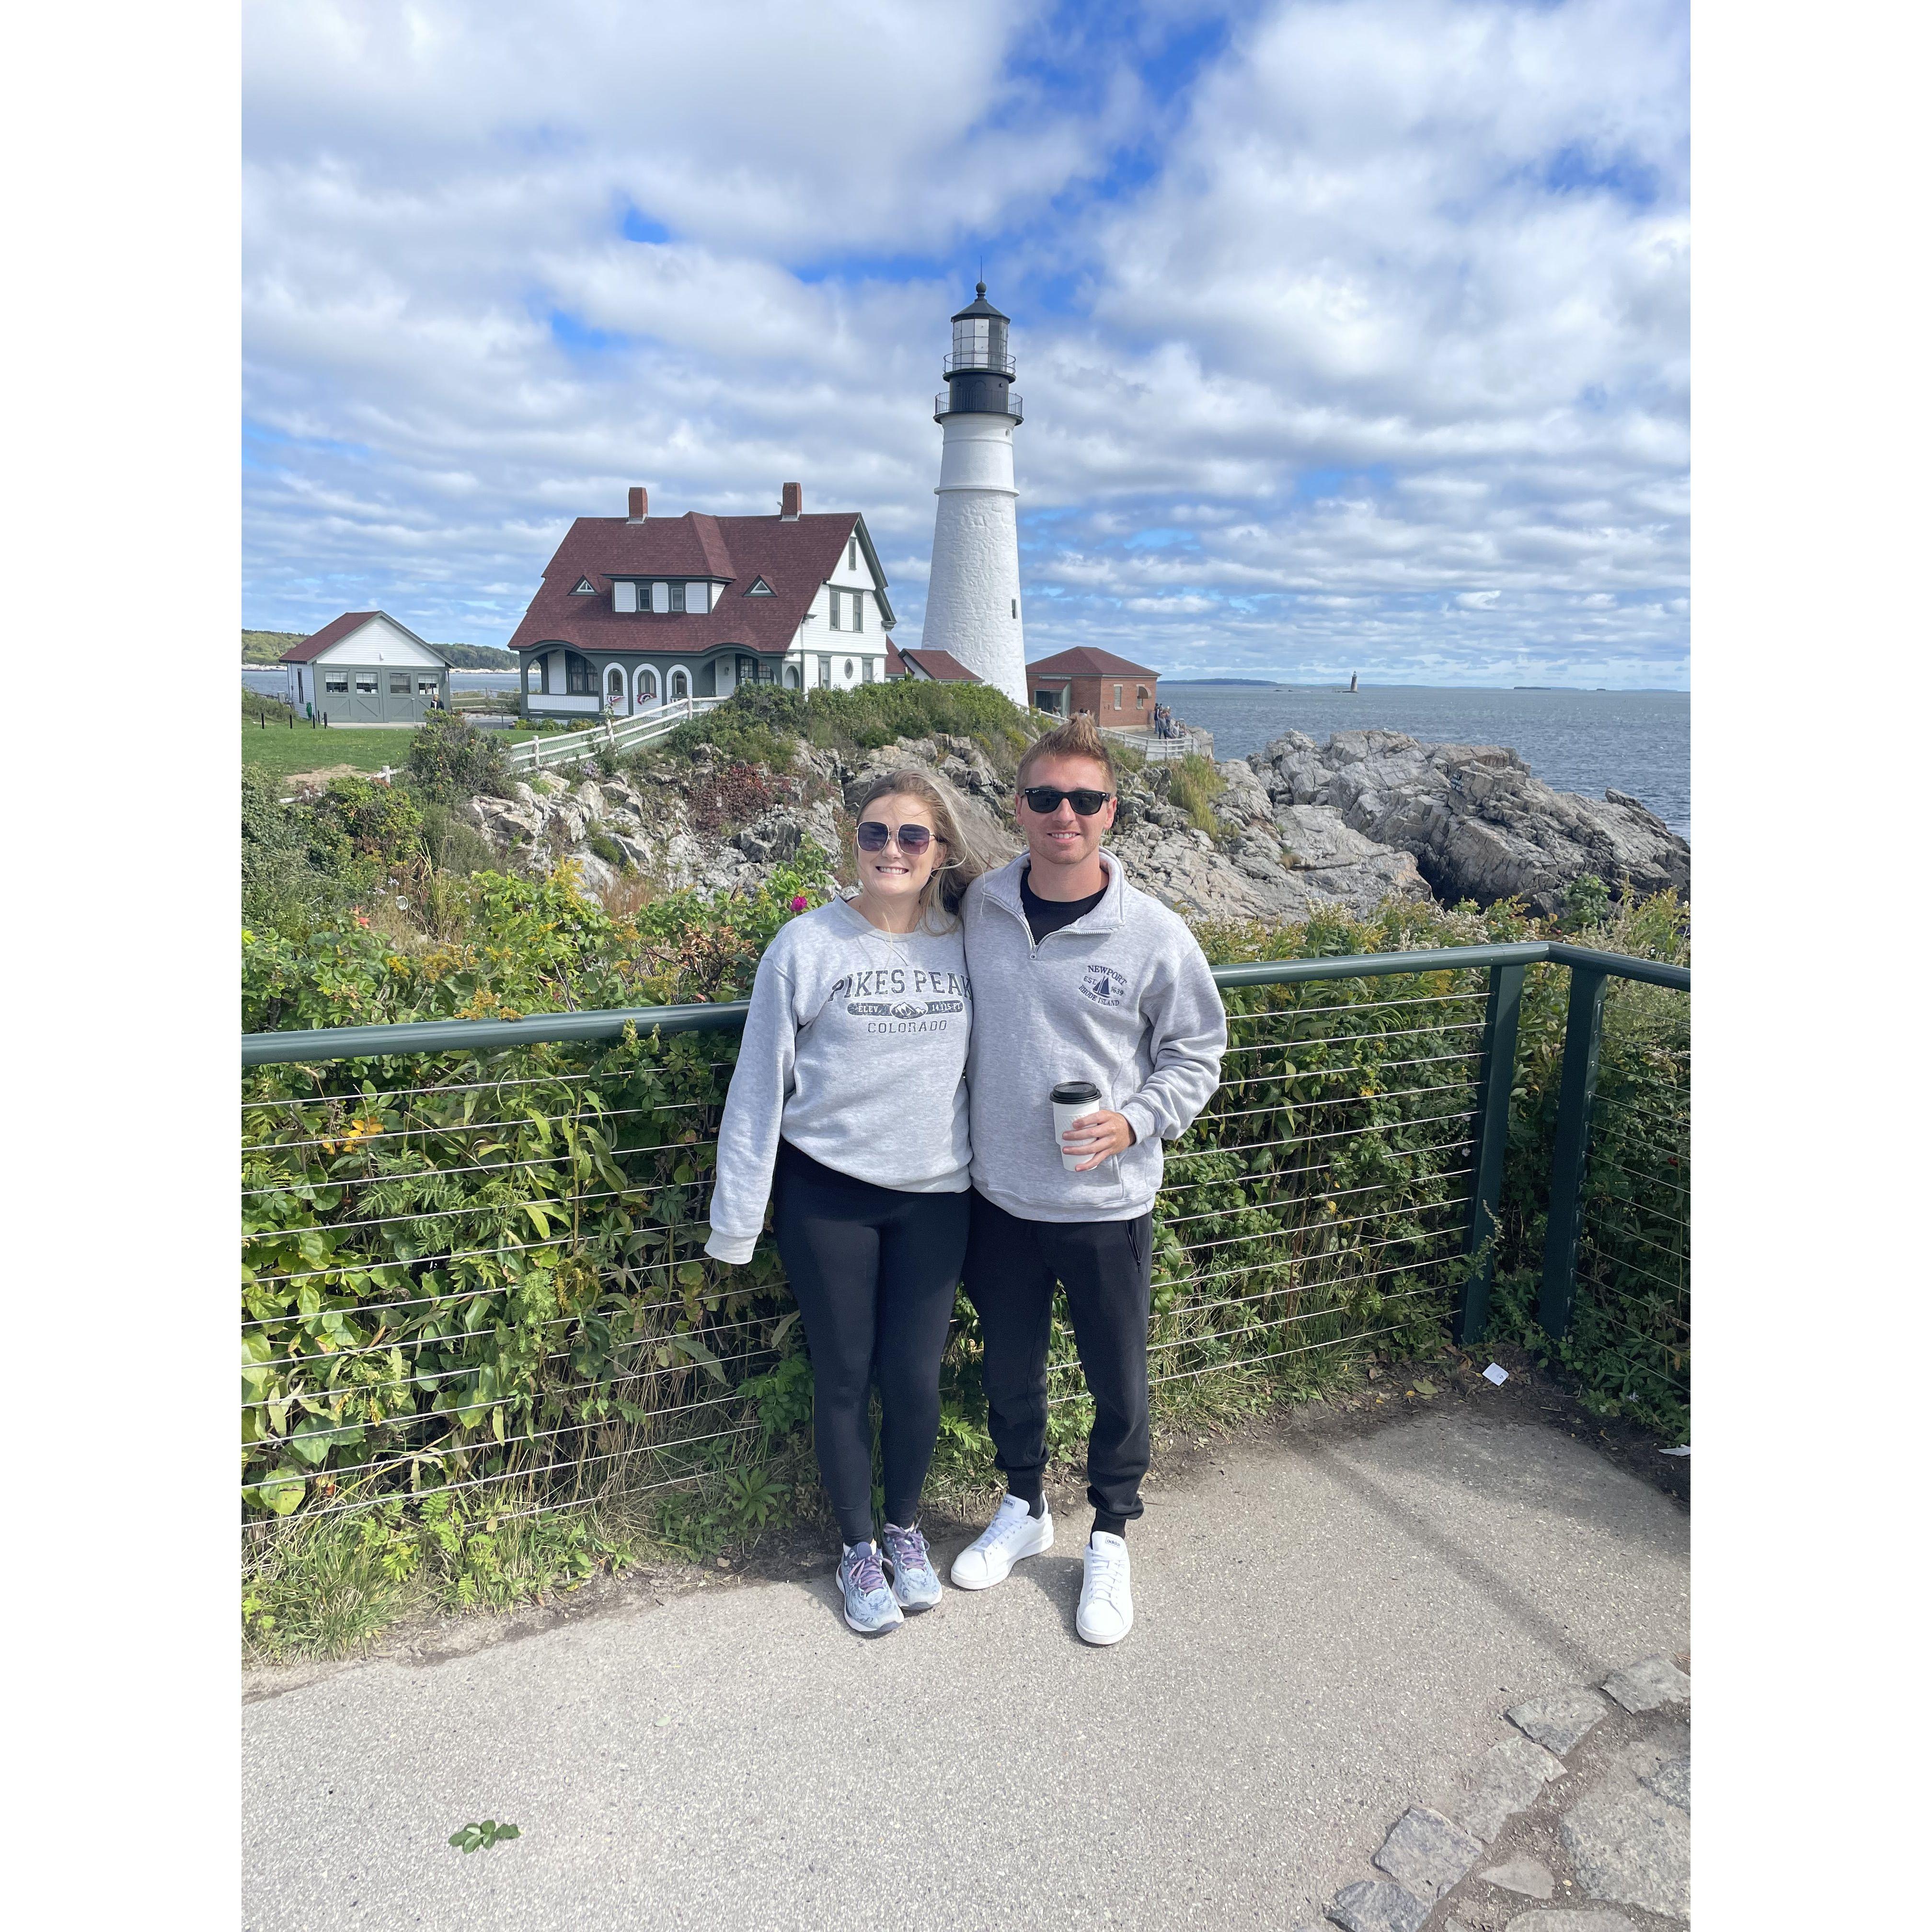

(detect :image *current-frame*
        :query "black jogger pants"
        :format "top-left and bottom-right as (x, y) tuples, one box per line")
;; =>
(962, 1190), (1154, 1530)
(770, 1139), (970, 1546)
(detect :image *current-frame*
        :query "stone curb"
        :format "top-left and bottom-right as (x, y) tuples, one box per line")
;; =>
(1312, 1656), (1690, 1932)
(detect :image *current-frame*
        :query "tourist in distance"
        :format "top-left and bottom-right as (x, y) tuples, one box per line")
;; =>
(951, 714), (1228, 1644)
(705, 770), (995, 1636)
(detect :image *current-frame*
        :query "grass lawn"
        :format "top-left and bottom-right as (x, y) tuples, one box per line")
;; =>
(242, 719), (538, 786)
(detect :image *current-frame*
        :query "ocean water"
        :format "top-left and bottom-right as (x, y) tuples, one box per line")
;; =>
(1163, 685), (1690, 839)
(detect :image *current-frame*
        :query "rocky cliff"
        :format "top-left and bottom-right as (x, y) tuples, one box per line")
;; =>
(458, 724), (1686, 924)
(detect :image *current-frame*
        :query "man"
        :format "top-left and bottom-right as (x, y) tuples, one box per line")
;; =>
(949, 714), (1227, 1644)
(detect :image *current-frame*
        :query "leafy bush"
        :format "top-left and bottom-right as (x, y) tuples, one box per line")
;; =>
(587, 828), (625, 868)
(807, 680), (1035, 769)
(405, 713), (512, 804)
(245, 689), (302, 725)
(418, 803), (496, 877)
(658, 684), (806, 769)
(689, 761), (777, 834)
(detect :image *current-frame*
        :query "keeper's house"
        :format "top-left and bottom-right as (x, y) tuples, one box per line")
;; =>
(278, 612), (453, 723)
(507, 483), (896, 719)
(1026, 647), (1158, 725)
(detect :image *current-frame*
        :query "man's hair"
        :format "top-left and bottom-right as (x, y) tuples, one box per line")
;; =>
(1016, 713), (1117, 792)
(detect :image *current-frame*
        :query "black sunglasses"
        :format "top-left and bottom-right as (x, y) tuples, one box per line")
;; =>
(1020, 786), (1114, 816)
(856, 820), (935, 855)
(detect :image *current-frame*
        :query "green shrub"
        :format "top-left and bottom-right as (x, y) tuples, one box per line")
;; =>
(417, 803), (496, 877)
(405, 713), (513, 803)
(1166, 752), (1227, 837)
(807, 680), (1034, 769)
(244, 689), (302, 725)
(587, 829), (625, 868)
(658, 683), (806, 769)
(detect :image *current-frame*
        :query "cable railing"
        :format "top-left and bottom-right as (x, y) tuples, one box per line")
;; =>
(240, 939), (1688, 1529)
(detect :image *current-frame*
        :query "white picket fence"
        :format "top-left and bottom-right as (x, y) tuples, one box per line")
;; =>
(505, 696), (724, 775)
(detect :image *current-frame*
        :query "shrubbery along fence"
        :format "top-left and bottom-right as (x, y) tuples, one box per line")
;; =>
(241, 897), (1689, 1543)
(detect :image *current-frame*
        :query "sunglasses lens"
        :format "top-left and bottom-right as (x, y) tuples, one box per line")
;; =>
(857, 821), (932, 854)
(1024, 787), (1110, 816)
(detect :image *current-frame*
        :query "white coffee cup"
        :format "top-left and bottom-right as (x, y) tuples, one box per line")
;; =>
(1051, 1081), (1104, 1173)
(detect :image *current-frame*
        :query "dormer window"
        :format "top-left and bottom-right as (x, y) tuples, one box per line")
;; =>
(745, 577), (775, 597)
(572, 577), (597, 594)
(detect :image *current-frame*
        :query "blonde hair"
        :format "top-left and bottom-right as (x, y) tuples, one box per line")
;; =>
(853, 767), (1002, 929)
(1016, 712), (1118, 792)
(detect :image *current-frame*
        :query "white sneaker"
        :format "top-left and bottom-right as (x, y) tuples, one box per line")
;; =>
(949, 1494), (1054, 1589)
(1077, 1532), (1133, 1645)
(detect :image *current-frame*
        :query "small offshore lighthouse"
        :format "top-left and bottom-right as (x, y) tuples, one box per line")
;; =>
(920, 283), (1025, 704)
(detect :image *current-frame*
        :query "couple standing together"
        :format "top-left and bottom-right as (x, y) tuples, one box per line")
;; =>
(704, 715), (1227, 1644)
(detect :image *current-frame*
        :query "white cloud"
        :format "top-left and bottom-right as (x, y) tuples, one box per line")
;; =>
(242, 0), (1688, 686)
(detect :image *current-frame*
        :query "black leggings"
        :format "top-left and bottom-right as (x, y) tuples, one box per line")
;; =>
(771, 1140), (970, 1545)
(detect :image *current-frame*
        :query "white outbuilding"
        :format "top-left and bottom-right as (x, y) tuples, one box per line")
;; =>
(278, 612), (453, 723)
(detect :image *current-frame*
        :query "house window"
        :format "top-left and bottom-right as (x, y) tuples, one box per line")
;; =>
(1137, 685), (1150, 708)
(785, 664), (801, 688)
(669, 667), (690, 700)
(1114, 684), (1123, 708)
(638, 667), (659, 704)
(651, 582), (670, 614)
(817, 656), (831, 688)
(565, 653), (596, 695)
(614, 580), (638, 613)
(418, 678), (439, 698)
(606, 666), (625, 703)
(669, 582), (686, 613)
(573, 578), (598, 595)
(848, 535), (859, 571)
(324, 671), (349, 694)
(828, 590), (842, 631)
(688, 581), (711, 614)
(390, 672), (411, 696)
(1012, 599), (1018, 618)
(356, 672), (378, 694)
(746, 577), (774, 597)
(851, 593), (863, 632)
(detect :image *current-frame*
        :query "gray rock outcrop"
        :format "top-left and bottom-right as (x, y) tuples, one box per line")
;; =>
(1248, 730), (1689, 916)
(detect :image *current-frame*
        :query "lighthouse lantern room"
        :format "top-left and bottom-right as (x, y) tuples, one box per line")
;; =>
(921, 284), (1026, 705)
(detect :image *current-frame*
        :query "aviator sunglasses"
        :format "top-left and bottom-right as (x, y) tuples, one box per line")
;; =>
(1020, 785), (1114, 816)
(856, 820), (936, 855)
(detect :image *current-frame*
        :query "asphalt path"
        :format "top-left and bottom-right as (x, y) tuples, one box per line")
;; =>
(242, 1406), (1689, 1930)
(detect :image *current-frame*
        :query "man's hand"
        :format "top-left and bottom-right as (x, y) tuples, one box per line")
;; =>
(1062, 1109), (1136, 1172)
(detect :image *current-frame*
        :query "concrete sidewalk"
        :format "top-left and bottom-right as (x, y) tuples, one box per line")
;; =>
(241, 1405), (1688, 1931)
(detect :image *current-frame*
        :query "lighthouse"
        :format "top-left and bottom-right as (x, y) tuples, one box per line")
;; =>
(921, 283), (1025, 704)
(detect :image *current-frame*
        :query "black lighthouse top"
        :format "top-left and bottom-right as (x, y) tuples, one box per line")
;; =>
(938, 283), (1021, 423)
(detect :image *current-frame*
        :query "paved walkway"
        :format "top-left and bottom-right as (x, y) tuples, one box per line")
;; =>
(241, 1405), (1688, 1932)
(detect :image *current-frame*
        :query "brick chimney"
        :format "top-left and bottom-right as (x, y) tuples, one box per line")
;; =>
(780, 481), (802, 521)
(627, 485), (647, 521)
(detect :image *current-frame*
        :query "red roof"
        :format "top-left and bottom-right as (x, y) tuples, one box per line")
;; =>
(897, 646), (981, 683)
(1025, 647), (1159, 679)
(507, 511), (891, 659)
(884, 642), (905, 676)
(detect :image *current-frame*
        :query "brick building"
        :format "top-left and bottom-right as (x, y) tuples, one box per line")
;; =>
(1025, 648), (1158, 726)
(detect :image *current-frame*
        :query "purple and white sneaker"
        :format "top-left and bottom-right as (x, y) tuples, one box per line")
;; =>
(836, 1541), (904, 1637)
(880, 1523), (942, 1612)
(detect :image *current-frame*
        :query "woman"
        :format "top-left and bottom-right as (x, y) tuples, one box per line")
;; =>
(705, 770), (995, 1635)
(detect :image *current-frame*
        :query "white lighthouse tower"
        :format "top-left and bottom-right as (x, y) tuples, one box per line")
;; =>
(921, 283), (1026, 704)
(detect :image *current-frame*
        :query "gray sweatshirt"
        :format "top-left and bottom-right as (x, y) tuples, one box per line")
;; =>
(704, 897), (973, 1264)
(961, 852), (1227, 1223)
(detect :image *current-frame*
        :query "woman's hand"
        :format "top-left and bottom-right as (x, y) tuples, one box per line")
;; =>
(1062, 1109), (1136, 1171)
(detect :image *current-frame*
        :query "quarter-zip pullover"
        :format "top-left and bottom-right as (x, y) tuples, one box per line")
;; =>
(960, 852), (1227, 1222)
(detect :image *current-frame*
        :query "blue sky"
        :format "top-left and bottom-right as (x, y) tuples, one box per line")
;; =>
(242, 0), (1688, 685)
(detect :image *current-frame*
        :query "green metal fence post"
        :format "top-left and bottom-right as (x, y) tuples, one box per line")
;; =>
(1538, 965), (1611, 1340)
(1455, 962), (1525, 1346)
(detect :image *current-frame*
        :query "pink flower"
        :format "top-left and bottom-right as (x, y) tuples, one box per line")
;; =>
(789, 895), (808, 912)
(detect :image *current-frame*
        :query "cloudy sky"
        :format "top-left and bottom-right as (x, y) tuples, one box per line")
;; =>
(242, 0), (1688, 685)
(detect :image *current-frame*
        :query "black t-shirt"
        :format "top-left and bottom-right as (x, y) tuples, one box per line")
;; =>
(1020, 865), (1107, 944)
